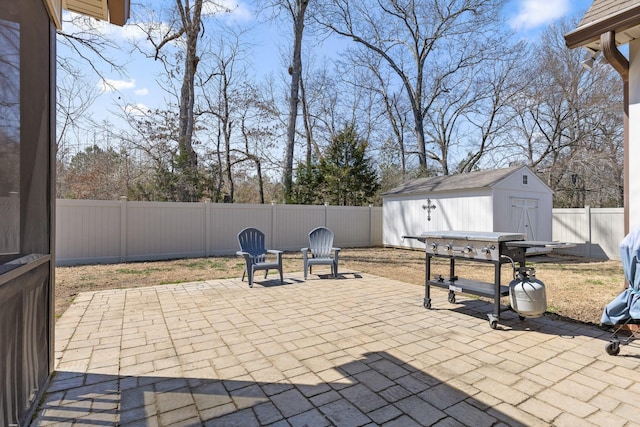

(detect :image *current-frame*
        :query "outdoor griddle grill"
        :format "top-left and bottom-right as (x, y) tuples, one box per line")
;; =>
(404, 231), (569, 329)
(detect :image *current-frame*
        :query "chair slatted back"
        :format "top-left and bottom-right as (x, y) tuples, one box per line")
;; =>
(309, 227), (334, 259)
(238, 227), (266, 263)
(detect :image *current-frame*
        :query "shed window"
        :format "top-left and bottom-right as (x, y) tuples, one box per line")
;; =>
(522, 175), (528, 185)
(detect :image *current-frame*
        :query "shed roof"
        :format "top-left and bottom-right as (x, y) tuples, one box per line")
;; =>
(565, 0), (640, 50)
(382, 166), (533, 197)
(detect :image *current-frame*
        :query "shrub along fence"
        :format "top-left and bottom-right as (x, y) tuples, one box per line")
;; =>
(55, 200), (624, 266)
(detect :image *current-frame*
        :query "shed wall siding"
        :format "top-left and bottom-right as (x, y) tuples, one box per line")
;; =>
(383, 191), (493, 247)
(491, 189), (553, 240)
(493, 168), (553, 235)
(491, 168), (553, 240)
(491, 167), (550, 193)
(382, 167), (554, 246)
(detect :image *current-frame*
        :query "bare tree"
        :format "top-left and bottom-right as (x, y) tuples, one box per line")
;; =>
(369, 66), (411, 178)
(284, 0), (310, 202)
(119, 107), (182, 201)
(257, 0), (312, 201)
(57, 14), (126, 81)
(455, 51), (526, 172)
(55, 60), (102, 196)
(421, 44), (526, 174)
(317, 0), (509, 174)
(199, 33), (239, 202)
(237, 82), (280, 203)
(196, 24), (279, 203)
(152, 0), (204, 201)
(55, 13), (129, 197)
(133, 0), (241, 201)
(509, 19), (624, 207)
(340, 51), (418, 178)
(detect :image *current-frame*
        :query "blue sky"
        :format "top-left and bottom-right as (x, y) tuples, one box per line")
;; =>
(58, 0), (595, 137)
(505, 0), (591, 31)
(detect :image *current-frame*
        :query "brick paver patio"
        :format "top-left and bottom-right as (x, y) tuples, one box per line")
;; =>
(32, 271), (640, 426)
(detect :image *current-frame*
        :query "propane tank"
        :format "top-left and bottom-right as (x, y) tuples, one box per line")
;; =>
(509, 267), (547, 318)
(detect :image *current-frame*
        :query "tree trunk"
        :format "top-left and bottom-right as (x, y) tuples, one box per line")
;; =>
(283, 0), (308, 203)
(176, 0), (202, 201)
(300, 76), (313, 167)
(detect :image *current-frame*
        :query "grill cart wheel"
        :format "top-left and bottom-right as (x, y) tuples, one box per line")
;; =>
(448, 291), (456, 304)
(424, 299), (431, 309)
(489, 320), (498, 329)
(606, 341), (620, 356)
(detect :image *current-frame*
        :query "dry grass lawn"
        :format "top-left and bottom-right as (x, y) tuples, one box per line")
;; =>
(55, 247), (625, 326)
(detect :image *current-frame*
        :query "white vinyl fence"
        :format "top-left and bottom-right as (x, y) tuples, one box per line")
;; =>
(55, 200), (624, 266)
(552, 206), (625, 260)
(55, 199), (382, 266)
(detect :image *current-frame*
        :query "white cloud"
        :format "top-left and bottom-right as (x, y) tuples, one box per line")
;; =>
(99, 78), (136, 93)
(134, 88), (149, 96)
(509, 0), (570, 30)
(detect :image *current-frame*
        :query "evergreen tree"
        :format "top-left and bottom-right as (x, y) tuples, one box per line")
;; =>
(319, 123), (379, 206)
(292, 160), (324, 205)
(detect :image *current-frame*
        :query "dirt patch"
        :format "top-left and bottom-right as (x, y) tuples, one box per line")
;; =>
(55, 247), (625, 326)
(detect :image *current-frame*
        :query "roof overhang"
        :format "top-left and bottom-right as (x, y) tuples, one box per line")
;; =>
(565, 4), (640, 52)
(64, 0), (130, 26)
(44, 0), (130, 29)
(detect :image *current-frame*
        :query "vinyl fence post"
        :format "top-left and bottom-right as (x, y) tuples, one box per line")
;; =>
(324, 202), (329, 227)
(205, 199), (211, 256)
(119, 196), (127, 263)
(586, 205), (592, 258)
(271, 201), (275, 249)
(369, 204), (373, 247)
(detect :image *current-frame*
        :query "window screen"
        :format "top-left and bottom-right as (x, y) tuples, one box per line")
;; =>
(0, 16), (20, 256)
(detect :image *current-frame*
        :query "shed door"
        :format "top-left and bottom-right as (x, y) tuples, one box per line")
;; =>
(511, 198), (538, 239)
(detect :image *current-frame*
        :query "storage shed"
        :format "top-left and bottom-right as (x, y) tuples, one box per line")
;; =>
(383, 166), (554, 249)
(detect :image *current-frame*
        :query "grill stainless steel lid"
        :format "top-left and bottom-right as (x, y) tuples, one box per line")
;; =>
(419, 231), (527, 241)
(408, 231), (527, 262)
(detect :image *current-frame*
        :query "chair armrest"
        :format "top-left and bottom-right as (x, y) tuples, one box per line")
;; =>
(267, 249), (283, 262)
(237, 251), (253, 264)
